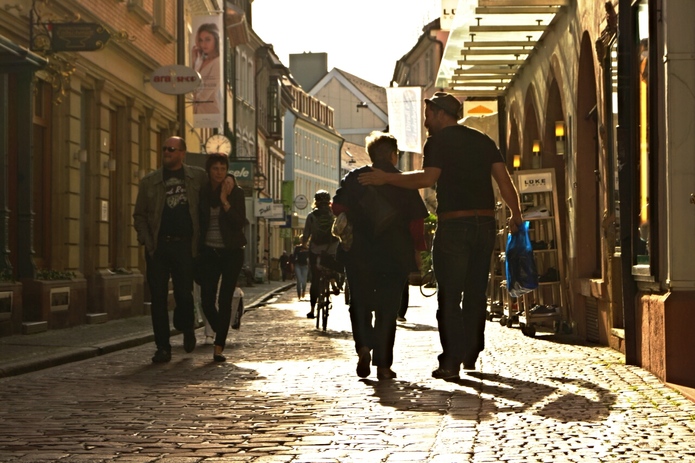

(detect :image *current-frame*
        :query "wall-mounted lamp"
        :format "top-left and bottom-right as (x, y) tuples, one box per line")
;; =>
(74, 149), (88, 163)
(356, 102), (368, 112)
(555, 120), (566, 155)
(104, 158), (116, 171)
(531, 140), (541, 169)
(513, 154), (521, 171)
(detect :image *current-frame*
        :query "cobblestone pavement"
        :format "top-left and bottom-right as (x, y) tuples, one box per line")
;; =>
(1, 285), (695, 462)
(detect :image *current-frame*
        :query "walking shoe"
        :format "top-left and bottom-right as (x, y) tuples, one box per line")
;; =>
(356, 346), (371, 378)
(213, 345), (226, 363)
(183, 330), (196, 353)
(376, 367), (397, 380)
(462, 362), (476, 371)
(204, 335), (214, 345)
(432, 367), (459, 380)
(306, 311), (315, 319)
(396, 316), (407, 322)
(151, 348), (171, 363)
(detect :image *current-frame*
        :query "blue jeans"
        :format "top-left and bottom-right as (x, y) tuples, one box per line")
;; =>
(295, 264), (308, 297)
(432, 216), (496, 370)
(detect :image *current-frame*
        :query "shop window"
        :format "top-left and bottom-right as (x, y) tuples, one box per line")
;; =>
(635, 0), (651, 270)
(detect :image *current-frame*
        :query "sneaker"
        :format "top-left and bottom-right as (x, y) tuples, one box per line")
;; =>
(151, 348), (171, 363)
(204, 336), (214, 345)
(432, 367), (459, 380)
(183, 330), (196, 353)
(356, 347), (371, 378)
(306, 311), (315, 319)
(396, 316), (407, 322)
(376, 367), (397, 380)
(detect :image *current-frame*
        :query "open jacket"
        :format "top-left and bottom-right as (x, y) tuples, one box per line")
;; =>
(133, 164), (207, 257)
(199, 181), (248, 250)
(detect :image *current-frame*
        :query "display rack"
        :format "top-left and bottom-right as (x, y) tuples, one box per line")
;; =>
(512, 168), (569, 337)
(485, 200), (506, 322)
(499, 169), (569, 336)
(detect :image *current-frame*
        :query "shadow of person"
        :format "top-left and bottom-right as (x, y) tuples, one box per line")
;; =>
(362, 371), (616, 424)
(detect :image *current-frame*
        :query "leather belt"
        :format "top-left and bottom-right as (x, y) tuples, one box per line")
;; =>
(438, 209), (495, 221)
(160, 235), (190, 242)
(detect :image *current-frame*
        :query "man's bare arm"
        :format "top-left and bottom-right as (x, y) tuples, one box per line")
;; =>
(491, 162), (523, 234)
(358, 166), (441, 189)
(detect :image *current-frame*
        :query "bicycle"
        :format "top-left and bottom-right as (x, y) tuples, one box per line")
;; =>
(314, 250), (343, 331)
(420, 269), (437, 297)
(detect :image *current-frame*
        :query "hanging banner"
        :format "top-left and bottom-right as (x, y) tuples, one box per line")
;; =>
(190, 14), (223, 129)
(386, 86), (423, 154)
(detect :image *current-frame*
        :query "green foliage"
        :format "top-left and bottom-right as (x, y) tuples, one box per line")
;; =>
(35, 269), (76, 281)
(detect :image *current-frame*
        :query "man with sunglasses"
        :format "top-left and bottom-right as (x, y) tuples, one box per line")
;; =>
(134, 136), (207, 363)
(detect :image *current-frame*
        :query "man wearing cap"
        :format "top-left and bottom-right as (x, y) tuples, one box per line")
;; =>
(359, 92), (522, 380)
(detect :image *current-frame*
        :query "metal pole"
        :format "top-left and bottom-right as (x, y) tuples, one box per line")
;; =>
(176, 0), (186, 137)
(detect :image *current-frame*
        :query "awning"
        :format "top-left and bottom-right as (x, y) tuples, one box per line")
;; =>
(436, 0), (567, 98)
(0, 35), (47, 71)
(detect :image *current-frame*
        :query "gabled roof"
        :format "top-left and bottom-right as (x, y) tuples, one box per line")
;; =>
(341, 141), (370, 170)
(309, 68), (388, 121)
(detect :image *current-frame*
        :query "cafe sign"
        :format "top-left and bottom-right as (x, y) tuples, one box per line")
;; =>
(150, 65), (201, 95)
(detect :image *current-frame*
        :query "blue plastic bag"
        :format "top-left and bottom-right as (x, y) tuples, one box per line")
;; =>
(505, 221), (539, 297)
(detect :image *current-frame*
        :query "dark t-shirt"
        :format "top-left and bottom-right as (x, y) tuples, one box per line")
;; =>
(293, 245), (309, 266)
(422, 125), (504, 213)
(159, 168), (193, 238)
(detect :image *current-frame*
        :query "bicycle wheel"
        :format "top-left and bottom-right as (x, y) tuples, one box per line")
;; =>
(420, 270), (437, 297)
(322, 298), (330, 331)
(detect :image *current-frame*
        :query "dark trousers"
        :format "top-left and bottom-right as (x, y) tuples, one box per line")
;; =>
(432, 216), (496, 370)
(198, 246), (244, 348)
(398, 282), (409, 318)
(346, 264), (407, 368)
(146, 239), (195, 351)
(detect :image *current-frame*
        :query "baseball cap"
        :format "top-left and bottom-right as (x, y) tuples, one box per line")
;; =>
(425, 92), (462, 119)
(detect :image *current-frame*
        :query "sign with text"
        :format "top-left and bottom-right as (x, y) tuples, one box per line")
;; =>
(517, 172), (554, 193)
(151, 65), (201, 95)
(51, 23), (111, 52)
(228, 161), (253, 191)
(255, 200), (284, 219)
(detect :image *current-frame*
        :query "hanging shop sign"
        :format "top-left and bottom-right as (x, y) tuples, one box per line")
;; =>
(50, 23), (112, 52)
(150, 65), (201, 95)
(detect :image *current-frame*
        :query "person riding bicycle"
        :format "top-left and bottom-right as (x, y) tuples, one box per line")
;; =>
(332, 131), (428, 380)
(302, 190), (340, 319)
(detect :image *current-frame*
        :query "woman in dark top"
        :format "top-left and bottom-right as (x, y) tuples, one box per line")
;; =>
(198, 153), (247, 362)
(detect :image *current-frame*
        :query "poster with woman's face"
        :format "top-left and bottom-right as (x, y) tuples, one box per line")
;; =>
(190, 14), (223, 128)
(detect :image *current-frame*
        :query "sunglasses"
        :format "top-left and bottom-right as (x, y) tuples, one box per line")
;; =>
(162, 146), (180, 152)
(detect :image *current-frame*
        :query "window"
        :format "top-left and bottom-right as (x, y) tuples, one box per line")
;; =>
(635, 0), (651, 267)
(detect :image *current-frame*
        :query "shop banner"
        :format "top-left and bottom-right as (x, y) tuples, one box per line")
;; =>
(191, 14), (223, 129)
(386, 86), (422, 154)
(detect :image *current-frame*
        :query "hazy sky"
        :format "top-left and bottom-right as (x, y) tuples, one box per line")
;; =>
(251, 0), (441, 88)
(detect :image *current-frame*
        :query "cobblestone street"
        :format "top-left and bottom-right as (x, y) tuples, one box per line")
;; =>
(1, 285), (695, 462)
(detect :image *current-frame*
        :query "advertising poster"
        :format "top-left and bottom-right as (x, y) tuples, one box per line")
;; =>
(190, 14), (223, 129)
(386, 86), (423, 154)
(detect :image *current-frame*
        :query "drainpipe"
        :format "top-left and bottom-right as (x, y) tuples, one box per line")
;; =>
(176, 0), (186, 137)
(617, 0), (637, 365)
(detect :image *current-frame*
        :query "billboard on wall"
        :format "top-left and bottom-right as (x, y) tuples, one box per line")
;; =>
(386, 86), (423, 154)
(190, 14), (223, 129)
(228, 161), (253, 191)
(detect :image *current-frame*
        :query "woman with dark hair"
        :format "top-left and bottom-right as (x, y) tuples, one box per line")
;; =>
(198, 153), (248, 362)
(191, 23), (221, 114)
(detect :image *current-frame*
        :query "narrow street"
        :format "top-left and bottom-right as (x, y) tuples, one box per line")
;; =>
(1, 285), (695, 463)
